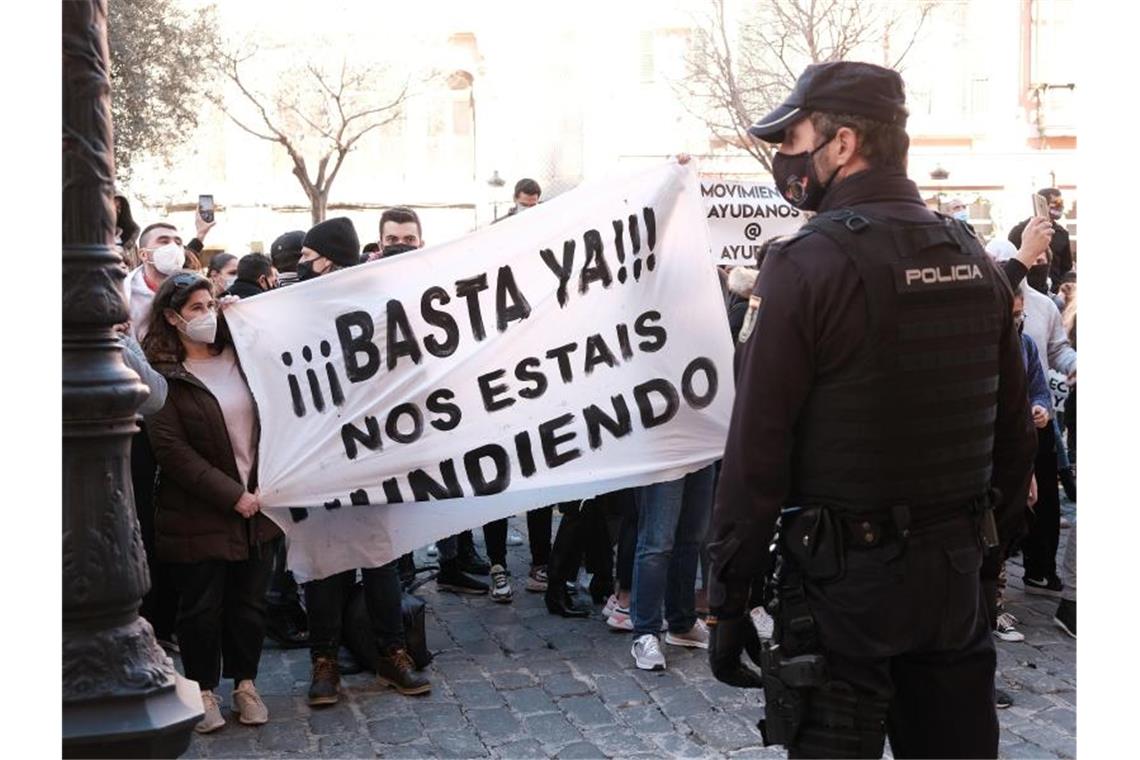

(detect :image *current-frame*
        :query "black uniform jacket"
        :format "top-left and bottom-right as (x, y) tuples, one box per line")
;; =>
(708, 168), (1038, 588)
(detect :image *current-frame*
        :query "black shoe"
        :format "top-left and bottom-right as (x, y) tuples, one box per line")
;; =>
(308, 656), (340, 706)
(995, 689), (1013, 709)
(376, 646), (432, 696)
(437, 561), (489, 595)
(1059, 466), (1076, 502)
(456, 531), (492, 575)
(545, 585), (589, 618)
(265, 607), (310, 649)
(1024, 574), (1064, 597)
(397, 552), (418, 588)
(1054, 598), (1076, 638)
(458, 547), (491, 576)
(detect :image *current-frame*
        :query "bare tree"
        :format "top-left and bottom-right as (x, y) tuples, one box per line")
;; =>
(217, 50), (412, 223)
(677, 0), (936, 173)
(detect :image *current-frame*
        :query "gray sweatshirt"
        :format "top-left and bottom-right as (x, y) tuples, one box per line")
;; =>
(1021, 284), (1077, 377)
(120, 333), (169, 416)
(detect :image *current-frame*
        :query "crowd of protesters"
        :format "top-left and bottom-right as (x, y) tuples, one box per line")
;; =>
(116, 178), (1075, 734)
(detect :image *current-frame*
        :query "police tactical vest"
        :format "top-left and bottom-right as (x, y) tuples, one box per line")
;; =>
(790, 209), (1004, 512)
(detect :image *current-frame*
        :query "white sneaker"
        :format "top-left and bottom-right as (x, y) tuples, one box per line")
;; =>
(750, 606), (775, 640)
(665, 619), (710, 650)
(195, 690), (225, 734)
(232, 680), (269, 725)
(506, 527), (525, 546)
(602, 594), (619, 618)
(425, 543), (439, 558)
(490, 564), (513, 603)
(606, 607), (633, 631)
(994, 612), (1026, 642)
(632, 634), (666, 670)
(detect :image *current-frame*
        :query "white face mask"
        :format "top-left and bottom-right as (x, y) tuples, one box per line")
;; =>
(223, 274), (237, 291)
(152, 243), (185, 276)
(176, 310), (218, 344)
(952, 210), (969, 222)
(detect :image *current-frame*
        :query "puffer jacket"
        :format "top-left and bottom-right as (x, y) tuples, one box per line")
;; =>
(147, 353), (280, 562)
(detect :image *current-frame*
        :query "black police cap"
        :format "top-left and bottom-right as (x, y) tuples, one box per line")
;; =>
(748, 61), (907, 144)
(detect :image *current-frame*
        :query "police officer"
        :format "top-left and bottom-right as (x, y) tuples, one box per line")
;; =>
(704, 62), (1037, 758)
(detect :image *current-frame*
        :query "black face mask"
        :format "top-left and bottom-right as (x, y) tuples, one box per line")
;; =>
(772, 135), (840, 211)
(382, 243), (418, 258)
(1026, 264), (1050, 294)
(296, 260), (319, 282)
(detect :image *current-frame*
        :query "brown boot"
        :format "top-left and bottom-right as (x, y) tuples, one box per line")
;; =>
(376, 646), (431, 696)
(308, 655), (340, 706)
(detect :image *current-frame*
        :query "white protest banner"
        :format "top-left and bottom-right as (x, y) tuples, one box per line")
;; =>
(700, 177), (806, 265)
(226, 163), (736, 582)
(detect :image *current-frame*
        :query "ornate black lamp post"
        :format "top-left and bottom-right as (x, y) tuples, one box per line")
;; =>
(62, 1), (201, 756)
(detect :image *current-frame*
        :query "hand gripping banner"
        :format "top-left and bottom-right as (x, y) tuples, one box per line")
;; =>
(226, 162), (736, 581)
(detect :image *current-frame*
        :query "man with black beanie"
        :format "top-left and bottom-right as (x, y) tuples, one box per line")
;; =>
(297, 216), (360, 281)
(271, 230), (305, 287)
(292, 215), (431, 703)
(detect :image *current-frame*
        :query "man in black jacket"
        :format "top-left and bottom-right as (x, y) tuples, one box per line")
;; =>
(225, 253), (278, 299)
(705, 62), (1037, 758)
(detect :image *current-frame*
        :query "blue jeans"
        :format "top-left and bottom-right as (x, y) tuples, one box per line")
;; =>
(630, 465), (715, 636)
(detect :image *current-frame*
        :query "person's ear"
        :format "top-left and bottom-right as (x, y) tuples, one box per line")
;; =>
(163, 308), (181, 327)
(834, 126), (859, 166)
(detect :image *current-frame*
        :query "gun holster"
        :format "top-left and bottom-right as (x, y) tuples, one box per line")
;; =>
(757, 640), (827, 746)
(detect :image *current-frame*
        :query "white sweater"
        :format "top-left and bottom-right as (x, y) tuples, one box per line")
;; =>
(1021, 285), (1076, 377)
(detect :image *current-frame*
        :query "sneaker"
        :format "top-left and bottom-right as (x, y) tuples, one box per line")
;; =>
(195, 690), (225, 733)
(506, 527), (525, 546)
(1054, 598), (1076, 638)
(994, 612), (1026, 642)
(376, 646), (432, 696)
(525, 565), (548, 593)
(308, 656), (341, 706)
(437, 562), (489, 595)
(602, 594), (620, 619)
(232, 680), (269, 725)
(995, 689), (1013, 709)
(632, 634), (666, 671)
(425, 543), (439, 558)
(606, 606), (633, 631)
(665, 619), (710, 650)
(750, 606), (775, 640)
(1023, 575), (1064, 597)
(489, 564), (513, 603)
(606, 606), (666, 632)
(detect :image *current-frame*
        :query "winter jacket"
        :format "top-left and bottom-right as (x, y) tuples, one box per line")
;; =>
(225, 278), (266, 300)
(147, 353), (280, 563)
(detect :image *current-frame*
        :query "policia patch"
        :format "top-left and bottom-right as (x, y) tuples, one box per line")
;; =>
(738, 294), (762, 343)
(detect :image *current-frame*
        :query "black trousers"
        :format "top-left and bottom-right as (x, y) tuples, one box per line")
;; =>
(1023, 423), (1060, 580)
(1064, 388), (1076, 463)
(169, 552), (274, 691)
(266, 536), (303, 614)
(616, 494), (639, 591)
(527, 506), (552, 568)
(548, 499), (613, 585)
(304, 562), (404, 659)
(483, 519), (508, 568)
(786, 516), (997, 759)
(133, 429), (178, 641)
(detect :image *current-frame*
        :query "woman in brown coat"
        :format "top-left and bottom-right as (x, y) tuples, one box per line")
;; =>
(142, 272), (281, 733)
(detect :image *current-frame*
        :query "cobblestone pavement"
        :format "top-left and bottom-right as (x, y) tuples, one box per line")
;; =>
(183, 501), (1076, 759)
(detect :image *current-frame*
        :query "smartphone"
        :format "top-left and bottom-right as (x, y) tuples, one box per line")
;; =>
(1032, 193), (1050, 219)
(198, 194), (215, 223)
